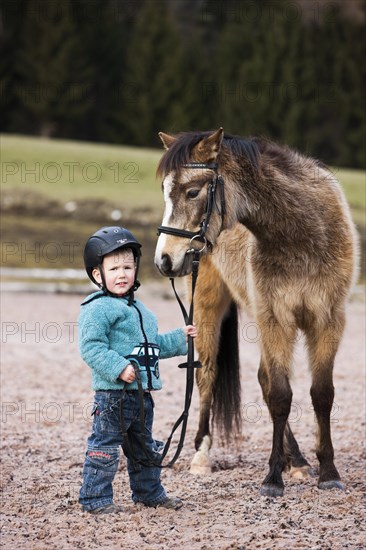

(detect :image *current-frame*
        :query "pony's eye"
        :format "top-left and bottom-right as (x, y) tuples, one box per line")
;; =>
(186, 189), (200, 199)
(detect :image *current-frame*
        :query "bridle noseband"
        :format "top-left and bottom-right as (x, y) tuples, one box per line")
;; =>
(157, 162), (225, 252)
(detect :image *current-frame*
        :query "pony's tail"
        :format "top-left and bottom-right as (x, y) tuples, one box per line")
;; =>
(212, 301), (242, 441)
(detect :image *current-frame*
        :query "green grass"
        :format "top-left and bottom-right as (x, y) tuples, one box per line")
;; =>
(1, 135), (167, 273)
(332, 167), (365, 226)
(1, 134), (365, 215)
(1, 134), (164, 208)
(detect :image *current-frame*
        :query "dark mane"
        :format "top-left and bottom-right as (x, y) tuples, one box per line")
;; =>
(157, 131), (261, 177)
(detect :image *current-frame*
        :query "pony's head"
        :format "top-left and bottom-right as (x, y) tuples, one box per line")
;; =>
(154, 128), (226, 277)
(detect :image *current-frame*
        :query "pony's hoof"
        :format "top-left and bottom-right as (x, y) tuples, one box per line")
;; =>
(190, 462), (212, 475)
(190, 450), (212, 475)
(290, 464), (315, 480)
(260, 483), (284, 498)
(318, 480), (345, 491)
(190, 436), (212, 475)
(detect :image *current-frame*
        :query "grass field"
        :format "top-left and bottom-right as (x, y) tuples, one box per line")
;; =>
(1, 135), (167, 274)
(1, 134), (164, 208)
(1, 134), (365, 275)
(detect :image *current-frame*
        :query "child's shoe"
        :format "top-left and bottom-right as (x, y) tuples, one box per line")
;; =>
(145, 496), (182, 510)
(82, 504), (122, 515)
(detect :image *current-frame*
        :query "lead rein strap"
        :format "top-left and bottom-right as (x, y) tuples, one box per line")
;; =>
(121, 249), (201, 469)
(159, 249), (202, 464)
(170, 249), (200, 326)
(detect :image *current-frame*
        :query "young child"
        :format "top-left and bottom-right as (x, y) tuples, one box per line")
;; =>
(78, 226), (197, 514)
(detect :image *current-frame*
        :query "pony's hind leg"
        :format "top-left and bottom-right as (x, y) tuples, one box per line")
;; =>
(258, 362), (312, 479)
(306, 308), (346, 491)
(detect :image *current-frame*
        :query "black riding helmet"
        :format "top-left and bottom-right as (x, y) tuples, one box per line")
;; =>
(83, 226), (142, 296)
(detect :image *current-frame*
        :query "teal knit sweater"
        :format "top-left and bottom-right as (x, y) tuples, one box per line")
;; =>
(78, 291), (187, 391)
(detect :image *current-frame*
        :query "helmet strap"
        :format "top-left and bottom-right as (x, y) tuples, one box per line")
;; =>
(97, 265), (107, 291)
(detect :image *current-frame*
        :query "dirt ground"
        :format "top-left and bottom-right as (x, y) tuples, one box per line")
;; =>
(1, 284), (365, 550)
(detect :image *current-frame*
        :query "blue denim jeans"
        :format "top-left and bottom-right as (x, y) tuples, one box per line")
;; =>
(79, 390), (166, 511)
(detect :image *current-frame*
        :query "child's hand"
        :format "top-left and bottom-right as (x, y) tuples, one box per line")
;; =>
(119, 364), (136, 383)
(184, 324), (198, 339)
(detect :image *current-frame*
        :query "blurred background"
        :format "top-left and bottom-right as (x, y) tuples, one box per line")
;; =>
(1, 0), (365, 290)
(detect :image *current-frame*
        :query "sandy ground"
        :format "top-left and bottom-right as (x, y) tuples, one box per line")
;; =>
(1, 284), (365, 550)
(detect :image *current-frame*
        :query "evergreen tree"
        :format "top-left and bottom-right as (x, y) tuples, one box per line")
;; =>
(306, 4), (365, 166)
(215, 1), (260, 135)
(167, 0), (221, 132)
(345, 19), (366, 168)
(0, 0), (28, 132)
(121, 0), (186, 146)
(278, 10), (319, 154)
(179, 37), (217, 132)
(216, 0), (300, 138)
(13, 0), (93, 137)
(71, 0), (133, 143)
(1, 0), (364, 167)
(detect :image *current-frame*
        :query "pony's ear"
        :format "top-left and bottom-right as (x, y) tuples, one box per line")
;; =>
(195, 127), (224, 161)
(159, 132), (177, 150)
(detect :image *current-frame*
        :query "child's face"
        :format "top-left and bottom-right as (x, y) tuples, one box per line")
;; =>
(92, 249), (136, 296)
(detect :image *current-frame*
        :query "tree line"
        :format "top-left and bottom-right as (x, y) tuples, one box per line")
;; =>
(1, 0), (365, 168)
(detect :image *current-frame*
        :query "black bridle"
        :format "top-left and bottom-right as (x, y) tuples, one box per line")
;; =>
(157, 162), (226, 252)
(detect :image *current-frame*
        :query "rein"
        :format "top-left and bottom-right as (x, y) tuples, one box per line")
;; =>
(121, 161), (225, 469)
(120, 249), (202, 469)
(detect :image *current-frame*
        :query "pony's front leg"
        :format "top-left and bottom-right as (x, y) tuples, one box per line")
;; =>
(306, 308), (346, 491)
(258, 316), (296, 497)
(258, 361), (313, 480)
(189, 365), (215, 475)
(188, 257), (232, 475)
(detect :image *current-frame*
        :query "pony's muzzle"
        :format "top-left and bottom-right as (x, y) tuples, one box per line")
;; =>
(158, 253), (173, 276)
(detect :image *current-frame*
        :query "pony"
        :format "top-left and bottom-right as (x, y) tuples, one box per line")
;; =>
(154, 128), (358, 497)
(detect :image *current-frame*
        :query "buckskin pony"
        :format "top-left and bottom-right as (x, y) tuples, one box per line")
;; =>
(154, 128), (358, 497)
